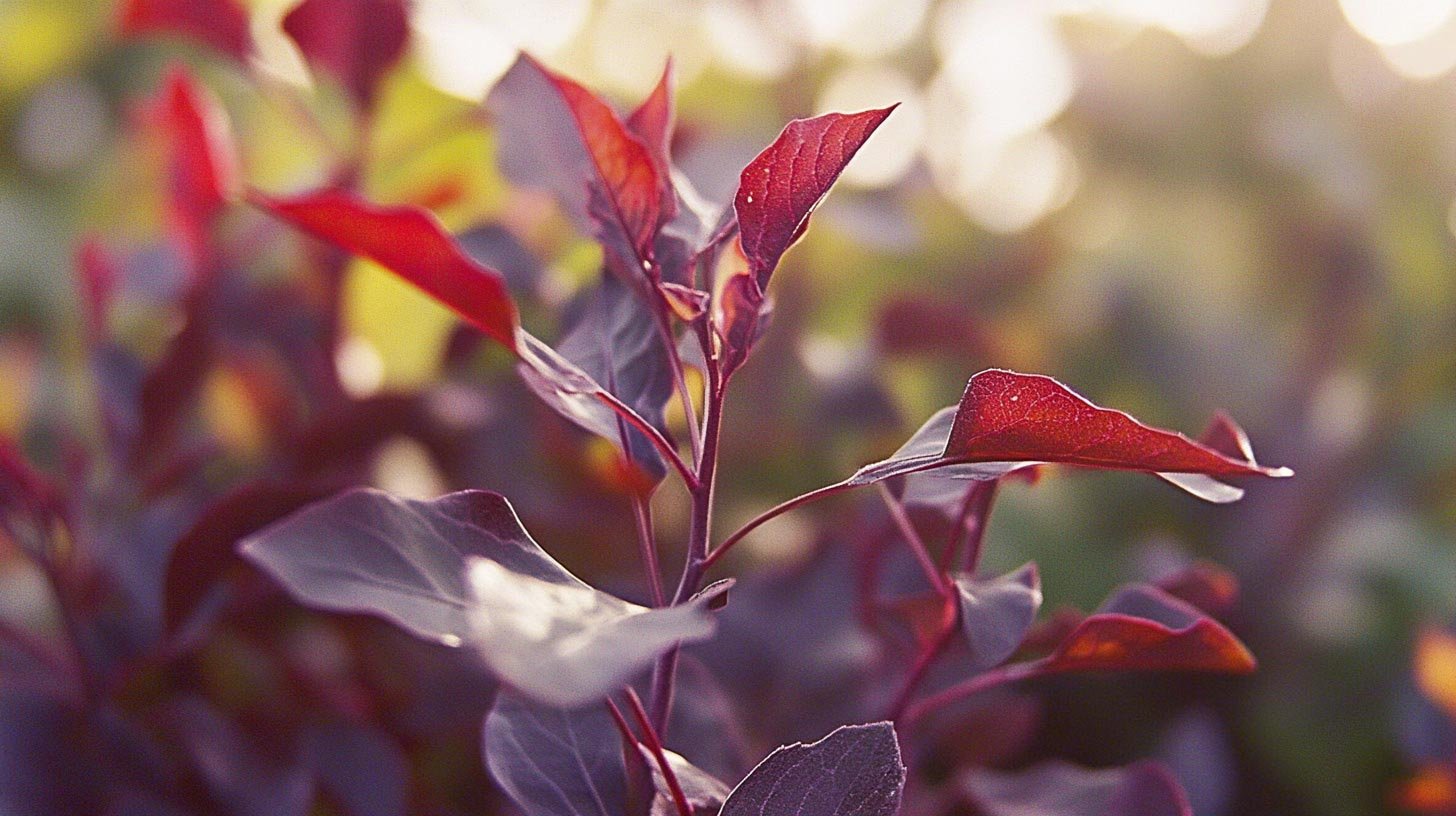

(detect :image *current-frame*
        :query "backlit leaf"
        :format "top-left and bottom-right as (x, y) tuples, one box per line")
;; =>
(254, 189), (519, 350)
(1043, 585), (1255, 675)
(734, 107), (895, 289)
(850, 370), (1290, 503)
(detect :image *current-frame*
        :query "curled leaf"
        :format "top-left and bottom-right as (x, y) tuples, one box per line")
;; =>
(1044, 584), (1255, 675)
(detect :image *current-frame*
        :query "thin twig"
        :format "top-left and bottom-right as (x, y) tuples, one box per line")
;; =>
(626, 688), (693, 816)
(876, 484), (948, 596)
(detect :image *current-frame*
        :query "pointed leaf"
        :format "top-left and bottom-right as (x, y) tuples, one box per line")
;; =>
(1043, 585), (1255, 675)
(240, 489), (719, 706)
(961, 759), (1192, 816)
(954, 563), (1043, 673)
(254, 189), (519, 350)
(946, 370), (1291, 479)
(719, 722), (905, 816)
(516, 330), (676, 489)
(484, 691), (626, 816)
(626, 60), (676, 179)
(734, 107), (895, 289)
(146, 66), (239, 277)
(556, 275), (676, 483)
(117, 0), (252, 60)
(487, 55), (666, 276)
(849, 370), (1290, 503)
(282, 0), (409, 109)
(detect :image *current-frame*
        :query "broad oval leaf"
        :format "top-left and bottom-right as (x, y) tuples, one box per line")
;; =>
(961, 759), (1192, 816)
(955, 563), (1043, 673)
(850, 370), (1290, 503)
(734, 107), (895, 289)
(254, 189), (519, 350)
(484, 691), (627, 816)
(719, 722), (905, 816)
(1044, 584), (1255, 675)
(240, 489), (722, 707)
(117, 0), (252, 60)
(281, 0), (409, 109)
(488, 55), (666, 277)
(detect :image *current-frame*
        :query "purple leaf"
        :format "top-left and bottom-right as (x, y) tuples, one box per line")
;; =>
(961, 759), (1193, 816)
(240, 489), (721, 707)
(954, 563), (1043, 673)
(167, 697), (314, 816)
(484, 690), (627, 816)
(719, 722), (905, 816)
(556, 275), (676, 484)
(734, 107), (895, 289)
(281, 0), (408, 109)
(850, 370), (1290, 503)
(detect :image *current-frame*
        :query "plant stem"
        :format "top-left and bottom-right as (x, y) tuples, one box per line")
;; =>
(899, 659), (1043, 727)
(941, 480), (999, 575)
(631, 496), (665, 607)
(702, 481), (856, 570)
(650, 323), (724, 733)
(626, 688), (693, 816)
(884, 610), (958, 723)
(876, 484), (948, 597)
(592, 390), (698, 490)
(653, 308), (702, 467)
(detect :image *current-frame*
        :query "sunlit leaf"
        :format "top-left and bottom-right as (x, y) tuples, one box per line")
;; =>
(240, 489), (723, 706)
(1043, 585), (1255, 675)
(254, 189), (519, 350)
(734, 107), (895, 289)
(487, 55), (666, 278)
(850, 370), (1290, 503)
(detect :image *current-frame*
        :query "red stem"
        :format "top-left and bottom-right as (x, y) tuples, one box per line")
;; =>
(876, 484), (949, 597)
(702, 481), (856, 571)
(626, 688), (693, 816)
(900, 659), (1044, 727)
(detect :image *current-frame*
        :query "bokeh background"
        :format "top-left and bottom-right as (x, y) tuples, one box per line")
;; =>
(2, 1), (1455, 814)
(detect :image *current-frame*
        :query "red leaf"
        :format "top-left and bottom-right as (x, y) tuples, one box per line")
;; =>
(489, 56), (666, 276)
(734, 107), (895, 288)
(254, 189), (519, 351)
(282, 0), (409, 109)
(1197, 409), (1257, 463)
(1044, 585), (1255, 675)
(947, 370), (1291, 478)
(117, 0), (252, 61)
(145, 66), (239, 279)
(626, 59), (675, 175)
